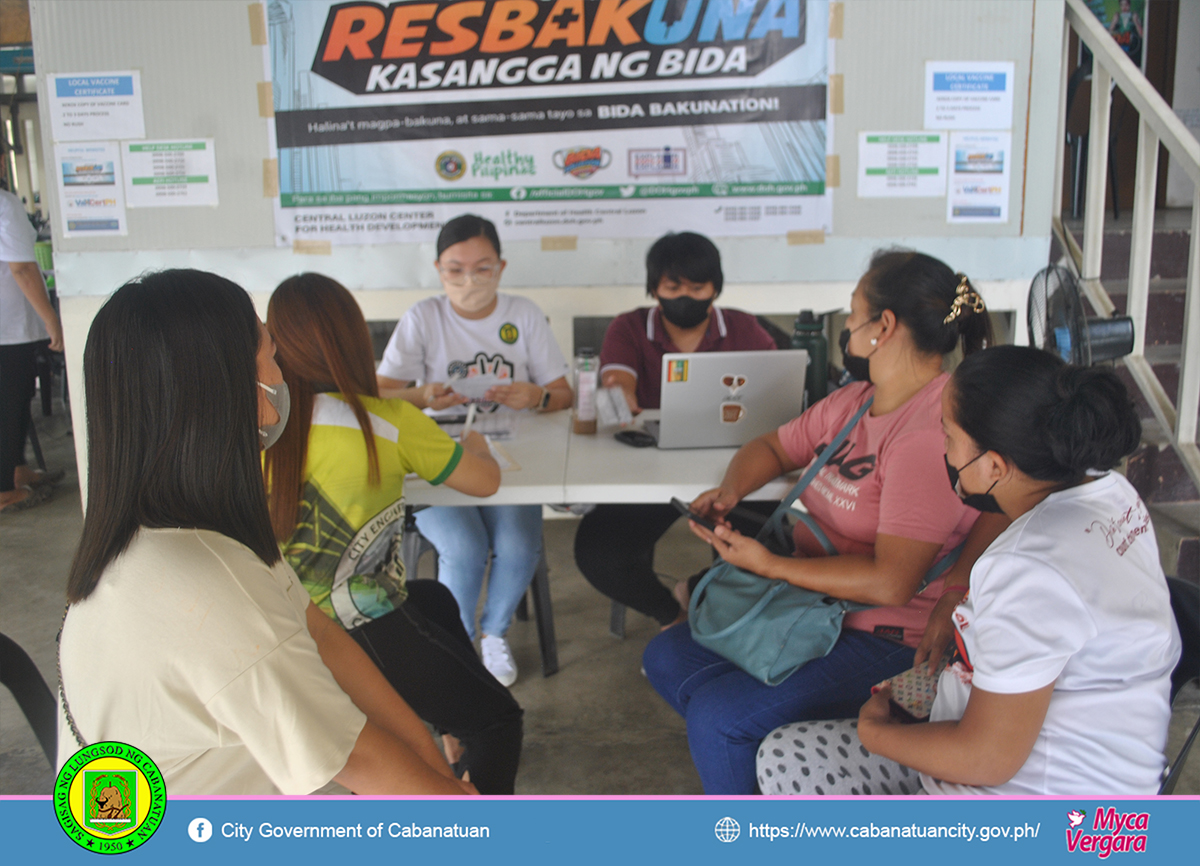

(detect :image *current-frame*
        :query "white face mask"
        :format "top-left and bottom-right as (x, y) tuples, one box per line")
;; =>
(438, 260), (501, 313)
(258, 381), (290, 449)
(443, 279), (498, 313)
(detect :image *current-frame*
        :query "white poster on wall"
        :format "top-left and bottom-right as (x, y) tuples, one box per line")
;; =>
(946, 131), (1011, 224)
(122, 140), (219, 207)
(924, 61), (1014, 130)
(46, 71), (146, 142)
(856, 132), (947, 197)
(54, 141), (128, 236)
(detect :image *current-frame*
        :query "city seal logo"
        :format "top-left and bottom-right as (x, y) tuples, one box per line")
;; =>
(435, 150), (466, 181)
(553, 146), (612, 180)
(499, 323), (519, 344)
(55, 742), (166, 854)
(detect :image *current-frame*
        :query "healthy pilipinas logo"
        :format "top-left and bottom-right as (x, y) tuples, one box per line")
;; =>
(1065, 808), (1150, 858)
(554, 146), (612, 179)
(472, 148), (535, 180)
(55, 742), (166, 854)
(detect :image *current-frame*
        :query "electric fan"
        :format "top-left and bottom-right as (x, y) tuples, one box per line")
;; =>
(1027, 265), (1134, 365)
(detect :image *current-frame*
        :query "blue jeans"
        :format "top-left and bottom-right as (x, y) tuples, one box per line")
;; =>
(642, 624), (915, 794)
(414, 504), (543, 640)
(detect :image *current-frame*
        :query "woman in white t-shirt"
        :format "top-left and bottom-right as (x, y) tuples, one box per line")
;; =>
(377, 215), (572, 686)
(758, 346), (1181, 795)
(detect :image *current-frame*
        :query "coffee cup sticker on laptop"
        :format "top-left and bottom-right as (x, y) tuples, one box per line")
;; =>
(721, 374), (747, 397)
(720, 402), (745, 423)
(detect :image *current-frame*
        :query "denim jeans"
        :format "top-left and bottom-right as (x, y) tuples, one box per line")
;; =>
(642, 624), (915, 794)
(414, 504), (543, 639)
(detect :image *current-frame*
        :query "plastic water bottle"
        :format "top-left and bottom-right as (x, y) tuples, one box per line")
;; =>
(573, 348), (598, 434)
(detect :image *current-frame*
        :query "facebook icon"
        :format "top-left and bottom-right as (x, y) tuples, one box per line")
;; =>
(188, 817), (213, 843)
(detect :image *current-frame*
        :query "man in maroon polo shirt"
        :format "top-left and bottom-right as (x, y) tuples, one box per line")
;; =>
(574, 232), (777, 629)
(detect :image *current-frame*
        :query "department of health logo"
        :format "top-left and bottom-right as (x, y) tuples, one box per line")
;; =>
(435, 150), (466, 181)
(54, 742), (166, 854)
(715, 816), (740, 843)
(498, 322), (519, 344)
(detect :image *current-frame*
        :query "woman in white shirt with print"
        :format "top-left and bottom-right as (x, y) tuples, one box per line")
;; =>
(377, 214), (572, 686)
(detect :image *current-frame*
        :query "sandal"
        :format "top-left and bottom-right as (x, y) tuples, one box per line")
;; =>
(0, 484), (53, 514)
(18, 465), (65, 484)
(20, 468), (66, 488)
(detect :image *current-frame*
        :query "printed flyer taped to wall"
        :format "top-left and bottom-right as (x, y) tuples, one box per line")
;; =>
(266, 0), (831, 244)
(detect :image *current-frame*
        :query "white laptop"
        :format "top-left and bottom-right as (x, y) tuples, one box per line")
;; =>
(645, 350), (808, 449)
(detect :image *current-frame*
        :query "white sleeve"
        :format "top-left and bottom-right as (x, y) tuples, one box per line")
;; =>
(377, 307), (429, 383)
(521, 303), (570, 386)
(205, 631), (366, 795)
(966, 551), (1097, 695)
(0, 196), (37, 263)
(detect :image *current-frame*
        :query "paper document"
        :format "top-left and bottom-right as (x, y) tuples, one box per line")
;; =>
(447, 374), (505, 402)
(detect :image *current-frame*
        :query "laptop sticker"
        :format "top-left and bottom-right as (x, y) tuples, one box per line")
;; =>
(667, 359), (688, 382)
(720, 402), (746, 423)
(721, 374), (747, 397)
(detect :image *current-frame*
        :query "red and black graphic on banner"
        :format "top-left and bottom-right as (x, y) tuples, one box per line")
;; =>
(311, 0), (807, 95)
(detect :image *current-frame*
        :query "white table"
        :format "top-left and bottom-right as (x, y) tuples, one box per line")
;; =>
(404, 411), (572, 507)
(404, 409), (796, 507)
(562, 410), (796, 504)
(402, 409), (798, 675)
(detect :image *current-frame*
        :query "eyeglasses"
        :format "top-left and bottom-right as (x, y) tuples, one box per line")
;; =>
(437, 262), (501, 286)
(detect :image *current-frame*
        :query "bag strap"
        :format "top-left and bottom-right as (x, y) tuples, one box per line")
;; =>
(757, 396), (873, 550)
(56, 604), (88, 749)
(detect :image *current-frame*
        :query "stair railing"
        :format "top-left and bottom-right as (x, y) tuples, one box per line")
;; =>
(1053, 0), (1200, 490)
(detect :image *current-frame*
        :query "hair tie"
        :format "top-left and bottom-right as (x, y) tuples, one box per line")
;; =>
(943, 273), (986, 324)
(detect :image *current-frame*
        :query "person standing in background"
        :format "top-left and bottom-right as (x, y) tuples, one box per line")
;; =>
(0, 186), (63, 513)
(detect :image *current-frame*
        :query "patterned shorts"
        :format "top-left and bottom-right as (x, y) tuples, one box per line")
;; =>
(756, 719), (923, 795)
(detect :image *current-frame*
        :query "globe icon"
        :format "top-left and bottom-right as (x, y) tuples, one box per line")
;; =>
(714, 817), (740, 843)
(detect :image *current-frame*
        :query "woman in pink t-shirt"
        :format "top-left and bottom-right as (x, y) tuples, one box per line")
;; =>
(643, 250), (1004, 794)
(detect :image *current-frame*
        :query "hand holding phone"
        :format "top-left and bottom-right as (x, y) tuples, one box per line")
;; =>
(670, 497), (717, 532)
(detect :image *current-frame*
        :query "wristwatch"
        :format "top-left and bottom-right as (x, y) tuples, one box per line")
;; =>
(537, 386), (552, 411)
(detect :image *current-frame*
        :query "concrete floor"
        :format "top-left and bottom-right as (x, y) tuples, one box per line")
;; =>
(2, 403), (1197, 796)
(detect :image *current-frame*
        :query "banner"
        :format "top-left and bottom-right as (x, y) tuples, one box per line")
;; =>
(6, 794), (1197, 865)
(267, 0), (831, 245)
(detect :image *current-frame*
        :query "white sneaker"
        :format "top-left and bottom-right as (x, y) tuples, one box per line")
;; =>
(481, 634), (518, 687)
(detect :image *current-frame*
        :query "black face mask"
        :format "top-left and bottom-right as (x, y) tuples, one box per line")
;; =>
(658, 295), (713, 329)
(944, 454), (1006, 514)
(838, 327), (873, 383)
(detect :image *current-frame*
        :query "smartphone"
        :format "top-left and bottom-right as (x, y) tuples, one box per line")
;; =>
(670, 497), (717, 532)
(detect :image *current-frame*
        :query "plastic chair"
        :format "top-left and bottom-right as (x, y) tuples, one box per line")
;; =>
(1160, 577), (1200, 794)
(0, 633), (56, 767)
